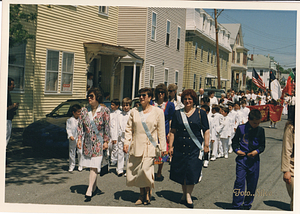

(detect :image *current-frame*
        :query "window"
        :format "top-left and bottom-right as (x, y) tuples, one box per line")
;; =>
(199, 77), (202, 89)
(209, 20), (212, 34)
(8, 43), (26, 91)
(243, 52), (247, 65)
(237, 52), (240, 64)
(166, 20), (170, 46)
(45, 50), (60, 92)
(214, 52), (217, 66)
(177, 27), (181, 50)
(211, 50), (213, 64)
(236, 33), (240, 45)
(61, 52), (74, 93)
(225, 59), (227, 71)
(164, 69), (169, 86)
(193, 74), (197, 90)
(151, 12), (157, 40)
(200, 45), (204, 61)
(221, 55), (223, 69)
(202, 14), (206, 30)
(208, 48), (210, 63)
(98, 6), (108, 15)
(175, 70), (179, 85)
(195, 42), (198, 59)
(232, 51), (235, 63)
(150, 65), (155, 88)
(260, 70), (263, 76)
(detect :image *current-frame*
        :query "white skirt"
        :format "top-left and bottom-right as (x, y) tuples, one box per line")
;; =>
(81, 155), (103, 173)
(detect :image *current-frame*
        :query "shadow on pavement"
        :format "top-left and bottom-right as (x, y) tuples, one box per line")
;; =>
(114, 190), (140, 203)
(263, 200), (290, 211)
(155, 190), (197, 203)
(214, 202), (232, 209)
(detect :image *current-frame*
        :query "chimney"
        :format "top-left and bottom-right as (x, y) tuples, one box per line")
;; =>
(251, 54), (253, 61)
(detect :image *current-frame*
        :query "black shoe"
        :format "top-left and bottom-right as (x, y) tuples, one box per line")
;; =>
(92, 186), (100, 196)
(84, 195), (92, 202)
(242, 205), (251, 210)
(184, 201), (194, 208)
(117, 172), (124, 177)
(179, 199), (185, 204)
(155, 174), (164, 181)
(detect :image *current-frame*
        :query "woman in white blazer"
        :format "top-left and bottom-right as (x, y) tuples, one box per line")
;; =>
(123, 87), (166, 205)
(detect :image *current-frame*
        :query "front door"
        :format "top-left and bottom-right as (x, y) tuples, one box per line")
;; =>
(122, 66), (140, 99)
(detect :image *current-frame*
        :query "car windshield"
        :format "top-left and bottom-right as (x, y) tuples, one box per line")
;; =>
(49, 103), (72, 117)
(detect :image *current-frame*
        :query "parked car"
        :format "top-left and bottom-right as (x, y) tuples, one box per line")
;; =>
(196, 88), (226, 99)
(22, 99), (110, 154)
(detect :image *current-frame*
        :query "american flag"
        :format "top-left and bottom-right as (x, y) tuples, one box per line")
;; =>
(252, 68), (266, 91)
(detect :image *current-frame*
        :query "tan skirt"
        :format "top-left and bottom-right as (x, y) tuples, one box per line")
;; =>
(126, 155), (154, 189)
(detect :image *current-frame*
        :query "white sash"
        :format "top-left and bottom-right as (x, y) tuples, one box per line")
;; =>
(180, 109), (204, 160)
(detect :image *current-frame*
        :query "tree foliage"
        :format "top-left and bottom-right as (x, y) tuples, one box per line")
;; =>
(9, 4), (37, 48)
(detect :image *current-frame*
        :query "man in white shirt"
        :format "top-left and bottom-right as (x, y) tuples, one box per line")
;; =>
(208, 91), (218, 107)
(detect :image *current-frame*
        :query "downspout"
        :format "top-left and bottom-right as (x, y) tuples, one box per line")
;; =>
(32, 5), (38, 123)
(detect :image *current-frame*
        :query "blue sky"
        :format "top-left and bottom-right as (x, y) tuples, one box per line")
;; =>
(205, 9), (296, 69)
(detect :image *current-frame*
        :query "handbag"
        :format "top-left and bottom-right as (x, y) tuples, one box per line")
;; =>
(138, 107), (162, 159)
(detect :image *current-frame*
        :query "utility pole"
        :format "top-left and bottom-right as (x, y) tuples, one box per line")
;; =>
(214, 9), (223, 89)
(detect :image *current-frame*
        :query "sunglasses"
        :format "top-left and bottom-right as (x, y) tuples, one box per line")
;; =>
(87, 94), (94, 99)
(168, 90), (174, 92)
(158, 91), (165, 94)
(139, 93), (147, 97)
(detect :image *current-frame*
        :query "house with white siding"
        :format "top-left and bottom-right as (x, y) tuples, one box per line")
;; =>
(8, 5), (142, 128)
(117, 7), (186, 97)
(222, 23), (248, 92)
(184, 8), (232, 91)
(247, 54), (277, 89)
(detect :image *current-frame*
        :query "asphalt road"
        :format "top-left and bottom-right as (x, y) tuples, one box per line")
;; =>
(4, 117), (291, 211)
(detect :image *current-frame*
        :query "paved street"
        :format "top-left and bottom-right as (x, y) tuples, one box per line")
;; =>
(5, 117), (291, 211)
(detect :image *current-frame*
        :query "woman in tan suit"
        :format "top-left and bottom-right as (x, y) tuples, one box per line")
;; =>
(123, 87), (166, 205)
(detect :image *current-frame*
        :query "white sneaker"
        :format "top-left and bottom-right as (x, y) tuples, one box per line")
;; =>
(78, 166), (83, 172)
(210, 156), (216, 161)
(203, 160), (209, 168)
(228, 147), (233, 154)
(269, 125), (272, 128)
(225, 154), (228, 159)
(68, 167), (74, 172)
(217, 153), (223, 158)
(124, 173), (126, 177)
(199, 171), (203, 182)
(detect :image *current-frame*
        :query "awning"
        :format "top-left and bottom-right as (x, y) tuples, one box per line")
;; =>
(83, 42), (135, 64)
(231, 63), (247, 71)
(206, 74), (217, 79)
(221, 77), (229, 81)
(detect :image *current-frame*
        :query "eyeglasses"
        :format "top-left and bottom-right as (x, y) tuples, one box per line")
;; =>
(139, 93), (147, 97)
(87, 94), (94, 99)
(158, 91), (165, 94)
(168, 90), (174, 93)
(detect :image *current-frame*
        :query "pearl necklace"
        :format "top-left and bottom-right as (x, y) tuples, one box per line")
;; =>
(184, 107), (195, 117)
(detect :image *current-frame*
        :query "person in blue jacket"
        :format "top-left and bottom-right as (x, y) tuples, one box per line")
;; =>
(231, 109), (265, 210)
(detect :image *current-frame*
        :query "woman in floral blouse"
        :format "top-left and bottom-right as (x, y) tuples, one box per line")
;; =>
(77, 88), (110, 202)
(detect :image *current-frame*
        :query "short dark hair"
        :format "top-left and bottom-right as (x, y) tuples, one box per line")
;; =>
(181, 89), (198, 106)
(248, 109), (262, 120)
(201, 104), (210, 113)
(139, 87), (153, 99)
(208, 90), (215, 96)
(155, 83), (168, 102)
(234, 101), (240, 106)
(240, 100), (246, 105)
(87, 88), (103, 103)
(222, 107), (229, 114)
(111, 99), (120, 106)
(202, 95), (210, 104)
(212, 105), (220, 112)
(8, 77), (14, 86)
(70, 104), (81, 113)
(122, 97), (132, 106)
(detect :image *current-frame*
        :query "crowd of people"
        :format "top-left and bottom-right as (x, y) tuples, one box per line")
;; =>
(63, 83), (294, 210)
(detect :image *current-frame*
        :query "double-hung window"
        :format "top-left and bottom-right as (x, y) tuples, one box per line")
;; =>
(208, 48), (210, 63)
(211, 50), (213, 64)
(61, 52), (74, 93)
(175, 70), (179, 85)
(98, 6), (108, 15)
(150, 65), (155, 88)
(151, 12), (157, 40)
(45, 50), (60, 92)
(164, 68), (169, 86)
(200, 45), (204, 61)
(177, 26), (181, 50)
(195, 42), (198, 59)
(8, 43), (26, 91)
(166, 20), (170, 46)
(193, 74), (197, 90)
